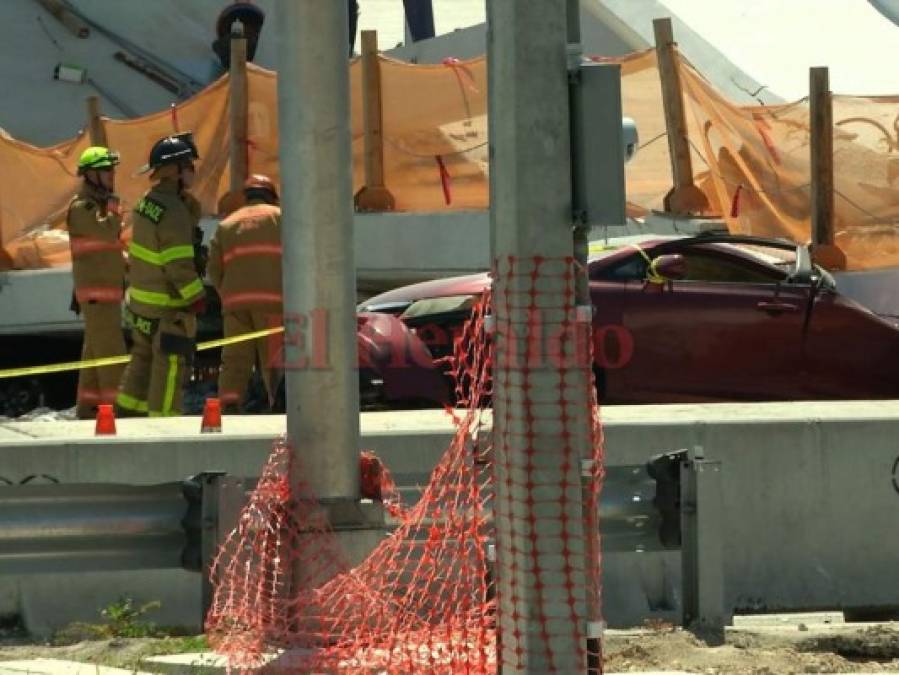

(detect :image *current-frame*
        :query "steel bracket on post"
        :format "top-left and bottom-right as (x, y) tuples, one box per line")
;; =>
(182, 471), (254, 623)
(680, 445), (728, 644)
(304, 496), (385, 531)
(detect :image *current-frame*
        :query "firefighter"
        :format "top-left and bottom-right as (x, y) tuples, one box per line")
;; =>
(207, 174), (282, 413)
(68, 146), (127, 419)
(116, 133), (207, 417)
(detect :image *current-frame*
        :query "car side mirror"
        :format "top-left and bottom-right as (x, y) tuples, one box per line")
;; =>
(649, 254), (687, 282)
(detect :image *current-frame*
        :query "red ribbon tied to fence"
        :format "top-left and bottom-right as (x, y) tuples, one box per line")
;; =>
(730, 184), (743, 217)
(435, 155), (452, 205)
(442, 57), (479, 93)
(752, 113), (781, 165)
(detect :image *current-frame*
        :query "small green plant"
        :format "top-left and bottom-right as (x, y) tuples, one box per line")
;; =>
(98, 596), (162, 638)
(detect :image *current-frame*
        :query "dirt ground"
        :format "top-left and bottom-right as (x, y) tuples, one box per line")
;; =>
(2, 622), (899, 673)
(603, 624), (899, 673)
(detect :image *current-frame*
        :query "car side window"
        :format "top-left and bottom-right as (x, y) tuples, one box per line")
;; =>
(676, 251), (784, 284)
(590, 254), (648, 281)
(591, 249), (785, 284)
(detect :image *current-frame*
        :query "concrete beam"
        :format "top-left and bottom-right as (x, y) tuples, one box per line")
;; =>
(3, 400), (899, 634)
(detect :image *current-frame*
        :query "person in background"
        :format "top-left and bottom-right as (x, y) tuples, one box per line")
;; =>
(116, 133), (206, 417)
(207, 174), (282, 413)
(67, 146), (127, 419)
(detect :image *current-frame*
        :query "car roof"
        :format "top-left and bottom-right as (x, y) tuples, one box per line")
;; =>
(362, 233), (802, 308)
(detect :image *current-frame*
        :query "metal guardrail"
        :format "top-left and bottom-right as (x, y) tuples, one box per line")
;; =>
(0, 463), (684, 575)
(0, 482), (187, 575)
(0, 455), (725, 635)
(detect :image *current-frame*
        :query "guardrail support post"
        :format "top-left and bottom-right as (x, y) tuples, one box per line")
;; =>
(681, 445), (727, 644)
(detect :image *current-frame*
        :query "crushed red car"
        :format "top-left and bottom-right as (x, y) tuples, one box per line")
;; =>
(359, 234), (899, 404)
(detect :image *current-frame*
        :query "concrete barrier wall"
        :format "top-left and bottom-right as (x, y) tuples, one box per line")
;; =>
(2, 401), (898, 635)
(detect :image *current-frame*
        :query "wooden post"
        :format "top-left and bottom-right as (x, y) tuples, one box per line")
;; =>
(229, 21), (250, 194)
(85, 96), (107, 146)
(653, 17), (709, 215)
(808, 67), (846, 269)
(810, 67), (834, 246)
(354, 30), (395, 211)
(35, 0), (89, 38)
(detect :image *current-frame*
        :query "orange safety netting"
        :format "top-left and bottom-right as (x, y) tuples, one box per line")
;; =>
(1, 49), (896, 271)
(206, 260), (606, 672)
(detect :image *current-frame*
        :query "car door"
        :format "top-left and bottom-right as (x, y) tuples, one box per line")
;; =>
(800, 288), (899, 399)
(607, 246), (811, 403)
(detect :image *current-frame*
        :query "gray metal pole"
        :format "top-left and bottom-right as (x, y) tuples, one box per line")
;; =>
(567, 3), (604, 670)
(275, 0), (360, 501)
(488, 0), (592, 671)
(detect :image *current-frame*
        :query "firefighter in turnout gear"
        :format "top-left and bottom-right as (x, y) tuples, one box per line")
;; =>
(207, 174), (282, 412)
(68, 146), (127, 419)
(116, 133), (206, 417)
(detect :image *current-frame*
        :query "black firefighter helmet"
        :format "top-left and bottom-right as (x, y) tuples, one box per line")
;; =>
(212, 2), (265, 69)
(139, 132), (199, 175)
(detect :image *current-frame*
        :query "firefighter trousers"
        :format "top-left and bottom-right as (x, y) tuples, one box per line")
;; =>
(218, 309), (278, 411)
(76, 302), (126, 419)
(116, 311), (197, 417)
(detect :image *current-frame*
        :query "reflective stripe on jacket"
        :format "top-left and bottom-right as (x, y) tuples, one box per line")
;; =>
(126, 178), (204, 318)
(66, 188), (125, 304)
(207, 201), (282, 311)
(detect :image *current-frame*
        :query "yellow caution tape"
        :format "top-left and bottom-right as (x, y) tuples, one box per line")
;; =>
(626, 243), (668, 284)
(196, 326), (284, 352)
(588, 240), (669, 284)
(0, 326), (285, 380)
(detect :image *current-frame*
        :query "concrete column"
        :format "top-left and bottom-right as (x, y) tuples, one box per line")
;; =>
(488, 0), (592, 671)
(275, 0), (360, 500)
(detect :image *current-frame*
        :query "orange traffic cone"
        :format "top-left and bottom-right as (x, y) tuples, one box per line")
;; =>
(201, 397), (222, 433)
(95, 404), (116, 435)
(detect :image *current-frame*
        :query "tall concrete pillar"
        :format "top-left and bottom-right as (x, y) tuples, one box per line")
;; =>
(275, 0), (360, 501)
(488, 0), (593, 671)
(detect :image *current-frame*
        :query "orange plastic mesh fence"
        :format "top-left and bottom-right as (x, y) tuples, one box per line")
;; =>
(206, 297), (495, 671)
(205, 258), (606, 673)
(3, 49), (896, 272)
(490, 255), (605, 672)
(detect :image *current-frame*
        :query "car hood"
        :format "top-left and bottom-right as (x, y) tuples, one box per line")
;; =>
(360, 272), (491, 310)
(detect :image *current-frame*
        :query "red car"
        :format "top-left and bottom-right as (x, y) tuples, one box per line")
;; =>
(359, 234), (899, 404)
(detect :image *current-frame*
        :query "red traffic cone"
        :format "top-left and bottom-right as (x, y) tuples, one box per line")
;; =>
(201, 397), (222, 433)
(95, 404), (116, 435)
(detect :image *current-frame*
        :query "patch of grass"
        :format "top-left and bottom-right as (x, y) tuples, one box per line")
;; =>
(162, 634), (209, 653)
(100, 596), (162, 638)
(52, 596), (181, 645)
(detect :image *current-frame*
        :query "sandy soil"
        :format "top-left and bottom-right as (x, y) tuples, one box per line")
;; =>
(603, 624), (899, 674)
(3, 623), (899, 673)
